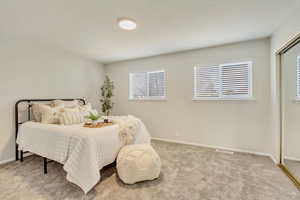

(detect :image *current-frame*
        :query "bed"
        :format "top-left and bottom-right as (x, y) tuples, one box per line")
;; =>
(15, 99), (150, 193)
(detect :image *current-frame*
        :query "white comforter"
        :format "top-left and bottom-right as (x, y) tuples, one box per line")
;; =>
(16, 116), (150, 193)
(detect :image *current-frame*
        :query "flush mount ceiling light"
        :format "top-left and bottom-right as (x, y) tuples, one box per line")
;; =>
(118, 18), (137, 30)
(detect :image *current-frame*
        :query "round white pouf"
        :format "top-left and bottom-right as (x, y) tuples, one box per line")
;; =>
(117, 144), (161, 184)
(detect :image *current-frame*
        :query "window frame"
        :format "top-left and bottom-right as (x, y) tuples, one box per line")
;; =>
(193, 61), (254, 101)
(129, 70), (167, 101)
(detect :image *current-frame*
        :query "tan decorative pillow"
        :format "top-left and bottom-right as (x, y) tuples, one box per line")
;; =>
(38, 104), (64, 124)
(32, 103), (42, 122)
(31, 103), (54, 122)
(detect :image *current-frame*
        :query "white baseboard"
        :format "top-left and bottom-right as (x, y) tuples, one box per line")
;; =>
(270, 155), (279, 164)
(284, 156), (300, 162)
(1, 139), (279, 165)
(0, 158), (14, 165)
(0, 152), (33, 166)
(152, 137), (279, 164)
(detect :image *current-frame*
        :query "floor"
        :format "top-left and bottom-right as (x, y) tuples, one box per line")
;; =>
(285, 159), (300, 182)
(0, 140), (299, 200)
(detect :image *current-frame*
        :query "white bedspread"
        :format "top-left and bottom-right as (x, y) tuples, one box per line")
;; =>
(16, 116), (150, 193)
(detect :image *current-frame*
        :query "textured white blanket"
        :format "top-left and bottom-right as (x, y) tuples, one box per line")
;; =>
(17, 116), (150, 193)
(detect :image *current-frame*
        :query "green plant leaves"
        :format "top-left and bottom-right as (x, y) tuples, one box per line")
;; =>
(100, 76), (114, 116)
(85, 112), (101, 121)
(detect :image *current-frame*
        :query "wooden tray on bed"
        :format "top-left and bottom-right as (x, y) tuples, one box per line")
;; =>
(83, 122), (114, 128)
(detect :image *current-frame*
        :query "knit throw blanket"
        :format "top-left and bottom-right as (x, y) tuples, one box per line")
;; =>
(111, 115), (141, 146)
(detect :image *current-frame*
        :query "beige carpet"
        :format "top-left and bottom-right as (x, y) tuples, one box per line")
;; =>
(285, 159), (300, 183)
(0, 140), (299, 200)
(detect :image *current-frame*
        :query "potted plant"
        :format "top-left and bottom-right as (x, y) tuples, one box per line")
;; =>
(85, 112), (101, 125)
(100, 76), (114, 123)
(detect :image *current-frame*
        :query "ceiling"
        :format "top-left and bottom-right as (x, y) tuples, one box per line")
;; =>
(1, 0), (299, 64)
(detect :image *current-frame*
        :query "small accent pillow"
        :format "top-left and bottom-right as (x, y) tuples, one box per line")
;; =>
(38, 104), (64, 124)
(59, 110), (85, 125)
(52, 100), (80, 108)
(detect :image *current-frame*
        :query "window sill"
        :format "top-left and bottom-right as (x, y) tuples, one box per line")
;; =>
(128, 98), (167, 101)
(293, 98), (300, 102)
(192, 97), (256, 101)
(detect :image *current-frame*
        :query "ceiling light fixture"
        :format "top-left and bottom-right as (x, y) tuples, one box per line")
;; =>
(118, 18), (137, 30)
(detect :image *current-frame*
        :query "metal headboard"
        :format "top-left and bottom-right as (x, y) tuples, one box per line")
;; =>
(15, 98), (86, 161)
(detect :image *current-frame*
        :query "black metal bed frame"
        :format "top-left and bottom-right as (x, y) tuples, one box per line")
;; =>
(15, 98), (86, 174)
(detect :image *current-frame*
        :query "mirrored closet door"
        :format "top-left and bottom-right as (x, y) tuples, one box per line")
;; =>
(281, 38), (300, 188)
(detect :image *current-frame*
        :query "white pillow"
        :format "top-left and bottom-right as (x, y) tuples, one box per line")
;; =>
(39, 104), (63, 124)
(61, 107), (80, 113)
(59, 110), (85, 125)
(79, 103), (93, 115)
(52, 100), (80, 108)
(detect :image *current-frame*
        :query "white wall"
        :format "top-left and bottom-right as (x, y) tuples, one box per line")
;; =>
(105, 38), (271, 154)
(0, 35), (104, 163)
(270, 8), (300, 163)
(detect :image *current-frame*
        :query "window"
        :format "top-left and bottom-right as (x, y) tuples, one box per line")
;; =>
(193, 61), (253, 100)
(297, 56), (300, 99)
(129, 70), (166, 100)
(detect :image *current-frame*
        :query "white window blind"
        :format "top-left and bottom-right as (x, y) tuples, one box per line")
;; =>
(130, 72), (148, 98)
(194, 66), (220, 98)
(129, 70), (166, 100)
(297, 56), (300, 98)
(194, 61), (252, 100)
